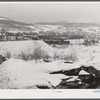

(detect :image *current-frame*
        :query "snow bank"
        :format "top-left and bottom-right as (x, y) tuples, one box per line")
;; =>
(0, 40), (54, 59)
(0, 57), (99, 89)
(0, 43), (100, 88)
(0, 58), (71, 89)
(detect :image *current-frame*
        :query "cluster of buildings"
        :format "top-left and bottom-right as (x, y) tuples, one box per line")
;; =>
(0, 28), (100, 46)
(0, 32), (39, 41)
(39, 34), (84, 45)
(83, 32), (100, 45)
(0, 30), (88, 45)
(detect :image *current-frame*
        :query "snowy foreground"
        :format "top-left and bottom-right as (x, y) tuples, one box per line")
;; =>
(0, 40), (100, 89)
(0, 58), (100, 89)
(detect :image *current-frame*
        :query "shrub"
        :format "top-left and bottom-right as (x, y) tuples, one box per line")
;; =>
(53, 52), (60, 61)
(15, 46), (47, 62)
(33, 46), (44, 62)
(42, 52), (51, 62)
(63, 50), (77, 62)
(54, 49), (78, 62)
(5, 51), (12, 59)
(21, 52), (29, 61)
(70, 49), (78, 62)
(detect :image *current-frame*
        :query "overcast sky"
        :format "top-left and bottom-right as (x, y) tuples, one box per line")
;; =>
(0, 2), (100, 23)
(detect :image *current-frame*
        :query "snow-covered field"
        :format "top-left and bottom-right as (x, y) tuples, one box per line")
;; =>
(54, 43), (100, 62)
(0, 40), (100, 89)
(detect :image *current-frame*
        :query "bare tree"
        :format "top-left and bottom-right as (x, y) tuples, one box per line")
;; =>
(33, 46), (43, 62)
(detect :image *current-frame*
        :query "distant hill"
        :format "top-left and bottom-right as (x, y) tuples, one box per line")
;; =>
(35, 22), (100, 28)
(0, 16), (34, 31)
(0, 16), (100, 38)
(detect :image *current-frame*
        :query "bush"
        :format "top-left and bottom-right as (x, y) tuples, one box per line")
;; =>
(53, 52), (60, 61)
(21, 52), (29, 61)
(42, 52), (51, 62)
(5, 51), (12, 59)
(53, 49), (78, 62)
(14, 46), (49, 62)
(63, 49), (77, 62)
(33, 46), (44, 62)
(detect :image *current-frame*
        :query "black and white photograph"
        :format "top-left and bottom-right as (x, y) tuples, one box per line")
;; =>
(0, 2), (100, 90)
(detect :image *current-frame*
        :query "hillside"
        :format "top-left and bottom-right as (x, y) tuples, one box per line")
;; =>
(0, 16), (34, 32)
(0, 16), (100, 39)
(36, 22), (100, 28)
(35, 22), (100, 39)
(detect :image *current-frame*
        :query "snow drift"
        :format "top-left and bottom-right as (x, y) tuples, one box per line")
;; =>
(0, 57), (100, 89)
(0, 40), (54, 59)
(0, 58), (71, 89)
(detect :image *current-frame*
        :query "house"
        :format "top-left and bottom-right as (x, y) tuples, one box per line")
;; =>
(6, 32), (16, 41)
(65, 39), (84, 45)
(83, 38), (99, 45)
(0, 31), (17, 41)
(16, 32), (24, 40)
(32, 35), (39, 40)
(95, 33), (100, 40)
(24, 34), (33, 40)
(0, 32), (17, 41)
(0, 34), (3, 41)
(39, 35), (50, 40)
(62, 40), (70, 44)
(44, 40), (70, 45)
(22, 32), (33, 40)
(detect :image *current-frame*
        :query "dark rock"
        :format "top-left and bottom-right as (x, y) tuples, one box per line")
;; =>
(50, 70), (63, 74)
(63, 68), (81, 76)
(36, 85), (50, 89)
(78, 75), (94, 83)
(56, 79), (80, 89)
(80, 65), (100, 78)
(50, 65), (100, 78)
(80, 83), (91, 89)
(50, 65), (100, 89)
(89, 78), (100, 89)
(0, 55), (7, 64)
(50, 68), (81, 76)
(64, 60), (74, 64)
(56, 77), (81, 89)
(43, 59), (50, 62)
